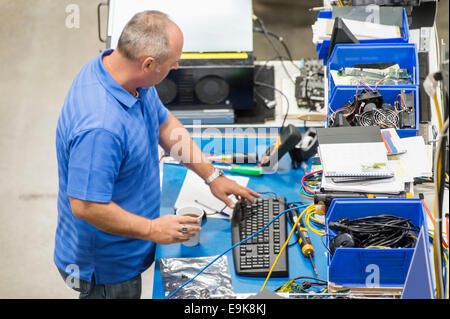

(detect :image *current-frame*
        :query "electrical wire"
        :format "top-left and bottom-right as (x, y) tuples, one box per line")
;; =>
(253, 27), (300, 72)
(433, 93), (444, 131)
(421, 197), (448, 248)
(261, 204), (314, 291)
(299, 170), (322, 200)
(167, 204), (305, 299)
(305, 208), (325, 236)
(432, 118), (449, 298)
(329, 215), (420, 249)
(254, 81), (291, 130)
(253, 16), (297, 86)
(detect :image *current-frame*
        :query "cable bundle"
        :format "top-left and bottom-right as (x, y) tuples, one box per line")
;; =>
(329, 214), (419, 249)
(299, 170), (322, 200)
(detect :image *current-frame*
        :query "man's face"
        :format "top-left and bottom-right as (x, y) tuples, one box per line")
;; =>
(153, 50), (181, 85)
(141, 23), (183, 88)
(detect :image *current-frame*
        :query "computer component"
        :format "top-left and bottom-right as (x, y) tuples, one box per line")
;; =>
(337, 66), (413, 86)
(418, 51), (431, 123)
(294, 60), (325, 111)
(398, 90), (416, 128)
(329, 89), (416, 130)
(168, 105), (235, 125)
(313, 190), (409, 213)
(231, 197), (288, 277)
(155, 55), (255, 116)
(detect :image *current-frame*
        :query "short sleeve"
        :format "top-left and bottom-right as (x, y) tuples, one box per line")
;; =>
(152, 87), (170, 125)
(67, 129), (123, 203)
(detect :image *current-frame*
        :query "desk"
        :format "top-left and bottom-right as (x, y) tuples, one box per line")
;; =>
(152, 137), (328, 299)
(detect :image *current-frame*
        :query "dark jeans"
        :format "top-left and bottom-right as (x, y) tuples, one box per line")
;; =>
(58, 268), (142, 299)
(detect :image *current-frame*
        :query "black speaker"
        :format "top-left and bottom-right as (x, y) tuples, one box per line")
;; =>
(155, 54), (255, 111)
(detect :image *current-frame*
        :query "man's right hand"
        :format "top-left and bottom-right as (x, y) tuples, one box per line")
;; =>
(69, 197), (201, 245)
(147, 214), (201, 245)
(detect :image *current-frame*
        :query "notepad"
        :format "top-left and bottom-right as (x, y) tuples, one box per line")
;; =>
(317, 127), (392, 179)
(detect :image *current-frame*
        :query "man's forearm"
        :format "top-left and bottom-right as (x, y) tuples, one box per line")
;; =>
(159, 113), (214, 180)
(69, 197), (201, 245)
(70, 197), (152, 240)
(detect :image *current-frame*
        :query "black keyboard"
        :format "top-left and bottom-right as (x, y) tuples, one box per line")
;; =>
(231, 197), (288, 277)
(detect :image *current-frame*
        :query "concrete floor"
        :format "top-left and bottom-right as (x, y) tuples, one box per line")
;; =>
(0, 0), (448, 299)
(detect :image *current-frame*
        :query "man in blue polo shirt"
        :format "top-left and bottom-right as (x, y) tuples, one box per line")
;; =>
(55, 11), (259, 299)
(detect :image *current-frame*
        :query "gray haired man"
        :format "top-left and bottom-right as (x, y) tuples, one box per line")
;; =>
(55, 10), (259, 299)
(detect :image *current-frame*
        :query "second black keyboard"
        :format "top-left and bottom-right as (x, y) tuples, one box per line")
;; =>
(231, 197), (288, 277)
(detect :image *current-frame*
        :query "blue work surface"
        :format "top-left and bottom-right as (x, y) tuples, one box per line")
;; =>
(152, 137), (328, 299)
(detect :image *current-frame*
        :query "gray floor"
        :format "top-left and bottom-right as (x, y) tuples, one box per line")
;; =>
(0, 0), (448, 299)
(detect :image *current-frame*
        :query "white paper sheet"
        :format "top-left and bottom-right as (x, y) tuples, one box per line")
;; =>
(398, 136), (433, 178)
(174, 170), (249, 219)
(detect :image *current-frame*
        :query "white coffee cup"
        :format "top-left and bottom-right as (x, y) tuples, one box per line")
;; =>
(176, 206), (204, 246)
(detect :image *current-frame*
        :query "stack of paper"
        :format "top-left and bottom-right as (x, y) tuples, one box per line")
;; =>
(383, 130), (432, 182)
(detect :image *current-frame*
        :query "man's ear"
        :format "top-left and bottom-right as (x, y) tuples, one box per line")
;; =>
(141, 56), (156, 73)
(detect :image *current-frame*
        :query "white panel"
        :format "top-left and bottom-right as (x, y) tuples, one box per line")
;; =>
(107, 0), (253, 52)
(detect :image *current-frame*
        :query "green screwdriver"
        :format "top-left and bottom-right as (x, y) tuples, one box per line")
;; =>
(213, 165), (264, 176)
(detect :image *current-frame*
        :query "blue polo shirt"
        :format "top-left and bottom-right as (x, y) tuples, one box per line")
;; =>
(54, 49), (169, 284)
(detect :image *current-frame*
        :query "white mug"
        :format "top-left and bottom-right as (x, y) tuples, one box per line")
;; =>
(176, 206), (204, 246)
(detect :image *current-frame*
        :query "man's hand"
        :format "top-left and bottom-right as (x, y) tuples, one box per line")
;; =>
(158, 113), (260, 208)
(69, 197), (201, 245)
(208, 176), (260, 208)
(148, 214), (201, 245)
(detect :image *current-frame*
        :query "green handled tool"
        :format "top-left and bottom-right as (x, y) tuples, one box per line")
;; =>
(214, 165), (264, 177)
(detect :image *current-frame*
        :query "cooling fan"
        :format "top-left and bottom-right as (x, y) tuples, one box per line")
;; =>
(356, 103), (400, 129)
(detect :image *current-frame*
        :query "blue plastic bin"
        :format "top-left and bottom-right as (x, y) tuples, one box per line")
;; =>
(327, 86), (419, 137)
(327, 43), (419, 97)
(325, 198), (429, 288)
(315, 8), (409, 64)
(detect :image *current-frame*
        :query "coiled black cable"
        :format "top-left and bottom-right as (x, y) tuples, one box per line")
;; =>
(329, 214), (419, 249)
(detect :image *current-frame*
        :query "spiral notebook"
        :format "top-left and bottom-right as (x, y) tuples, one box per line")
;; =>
(317, 127), (393, 181)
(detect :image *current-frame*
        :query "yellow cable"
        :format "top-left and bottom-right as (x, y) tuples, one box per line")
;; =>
(309, 213), (324, 225)
(260, 204), (313, 291)
(444, 251), (449, 299)
(305, 208), (325, 236)
(432, 118), (449, 298)
(434, 154), (443, 298)
(433, 94), (443, 131)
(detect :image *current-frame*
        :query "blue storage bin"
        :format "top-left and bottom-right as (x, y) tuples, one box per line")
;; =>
(327, 43), (419, 96)
(325, 198), (429, 288)
(315, 8), (409, 64)
(327, 86), (419, 137)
